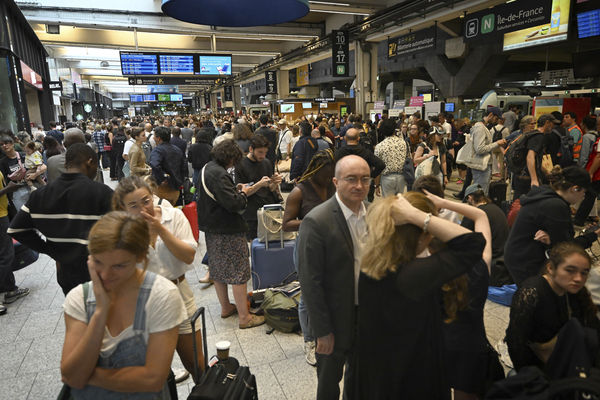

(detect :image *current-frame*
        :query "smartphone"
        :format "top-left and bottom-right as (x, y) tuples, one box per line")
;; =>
(583, 224), (600, 234)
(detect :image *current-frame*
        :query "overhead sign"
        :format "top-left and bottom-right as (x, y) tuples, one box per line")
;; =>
(265, 70), (277, 94)
(389, 109), (403, 117)
(404, 106), (422, 115)
(120, 52), (232, 76)
(502, 0), (570, 51)
(314, 97), (335, 102)
(224, 85), (233, 102)
(297, 65), (309, 86)
(464, 0), (553, 42)
(128, 76), (217, 85)
(20, 61), (43, 90)
(409, 96), (424, 106)
(203, 92), (210, 107)
(387, 27), (436, 58)
(48, 81), (63, 92)
(332, 30), (349, 77)
(374, 101), (385, 110)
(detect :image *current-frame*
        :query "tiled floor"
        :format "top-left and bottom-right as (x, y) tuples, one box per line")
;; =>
(0, 173), (514, 400)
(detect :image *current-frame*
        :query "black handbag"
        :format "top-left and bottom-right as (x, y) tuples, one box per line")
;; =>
(402, 139), (415, 189)
(12, 240), (39, 271)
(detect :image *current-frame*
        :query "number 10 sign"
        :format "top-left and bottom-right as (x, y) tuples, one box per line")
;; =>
(332, 30), (349, 78)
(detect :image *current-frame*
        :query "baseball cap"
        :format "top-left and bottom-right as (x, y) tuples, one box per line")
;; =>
(537, 113), (561, 126)
(488, 107), (502, 118)
(463, 184), (484, 202)
(562, 166), (591, 190)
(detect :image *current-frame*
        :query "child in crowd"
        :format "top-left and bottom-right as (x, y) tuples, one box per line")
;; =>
(23, 141), (45, 190)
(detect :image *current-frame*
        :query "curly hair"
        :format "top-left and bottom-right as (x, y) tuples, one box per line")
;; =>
(211, 139), (242, 168)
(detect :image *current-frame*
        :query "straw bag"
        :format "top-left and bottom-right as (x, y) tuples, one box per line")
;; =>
(256, 204), (296, 243)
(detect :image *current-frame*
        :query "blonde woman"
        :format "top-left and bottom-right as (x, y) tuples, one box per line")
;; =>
(357, 192), (487, 399)
(60, 212), (185, 398)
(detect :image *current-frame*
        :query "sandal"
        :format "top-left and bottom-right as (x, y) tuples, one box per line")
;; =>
(221, 305), (238, 319)
(239, 315), (265, 329)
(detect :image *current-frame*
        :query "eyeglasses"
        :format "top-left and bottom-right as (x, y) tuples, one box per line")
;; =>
(342, 176), (372, 185)
(528, 121), (537, 125)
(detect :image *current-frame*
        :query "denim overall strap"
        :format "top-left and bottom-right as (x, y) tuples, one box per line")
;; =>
(132, 272), (156, 332)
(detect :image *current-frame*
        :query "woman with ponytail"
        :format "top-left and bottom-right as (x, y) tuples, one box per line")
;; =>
(505, 165), (600, 285)
(506, 242), (600, 376)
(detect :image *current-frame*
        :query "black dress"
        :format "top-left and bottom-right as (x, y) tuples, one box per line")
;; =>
(357, 232), (485, 400)
(505, 275), (600, 371)
(442, 259), (489, 394)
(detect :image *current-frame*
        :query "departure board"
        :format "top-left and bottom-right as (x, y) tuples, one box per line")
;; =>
(121, 53), (159, 75)
(170, 94), (183, 101)
(130, 94), (144, 102)
(143, 94), (157, 102)
(159, 54), (195, 75)
(578, 10), (600, 38)
(157, 94), (171, 102)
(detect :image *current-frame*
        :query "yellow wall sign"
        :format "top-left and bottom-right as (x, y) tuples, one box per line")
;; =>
(297, 65), (309, 86)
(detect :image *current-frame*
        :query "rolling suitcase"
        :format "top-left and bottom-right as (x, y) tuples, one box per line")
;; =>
(188, 307), (258, 400)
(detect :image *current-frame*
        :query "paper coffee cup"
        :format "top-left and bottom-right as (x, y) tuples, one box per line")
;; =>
(216, 340), (231, 360)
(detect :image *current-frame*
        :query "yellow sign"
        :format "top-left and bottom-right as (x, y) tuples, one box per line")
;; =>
(503, 0), (570, 51)
(297, 65), (309, 86)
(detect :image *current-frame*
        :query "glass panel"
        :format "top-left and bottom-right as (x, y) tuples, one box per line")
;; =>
(0, 56), (18, 133)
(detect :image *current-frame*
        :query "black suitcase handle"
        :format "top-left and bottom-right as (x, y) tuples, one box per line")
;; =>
(190, 307), (208, 381)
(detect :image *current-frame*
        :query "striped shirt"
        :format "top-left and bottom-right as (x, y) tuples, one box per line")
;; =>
(8, 173), (113, 276)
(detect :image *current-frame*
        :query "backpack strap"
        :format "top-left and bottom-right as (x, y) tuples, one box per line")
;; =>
(201, 165), (217, 202)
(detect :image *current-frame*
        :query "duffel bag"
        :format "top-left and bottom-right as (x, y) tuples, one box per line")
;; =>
(260, 289), (300, 333)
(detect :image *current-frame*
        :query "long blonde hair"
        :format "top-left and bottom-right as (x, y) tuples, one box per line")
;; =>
(361, 192), (437, 280)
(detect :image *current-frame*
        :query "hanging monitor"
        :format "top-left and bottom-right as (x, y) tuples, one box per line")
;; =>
(198, 55), (232, 76)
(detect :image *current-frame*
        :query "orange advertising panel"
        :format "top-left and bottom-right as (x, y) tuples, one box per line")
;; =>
(297, 65), (309, 86)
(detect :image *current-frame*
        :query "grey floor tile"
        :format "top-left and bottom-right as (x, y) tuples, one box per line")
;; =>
(252, 363), (287, 400)
(206, 330), (248, 366)
(236, 327), (287, 367)
(207, 303), (239, 334)
(17, 310), (63, 340)
(0, 314), (28, 344)
(272, 330), (305, 359)
(0, 339), (33, 379)
(19, 345), (63, 375)
(0, 372), (37, 400)
(270, 355), (318, 400)
(27, 368), (63, 400)
(485, 314), (509, 345)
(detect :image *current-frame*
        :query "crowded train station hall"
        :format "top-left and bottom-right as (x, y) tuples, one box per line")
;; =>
(1, 0), (600, 398)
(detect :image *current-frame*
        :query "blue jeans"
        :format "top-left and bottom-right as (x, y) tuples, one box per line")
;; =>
(471, 166), (491, 195)
(294, 238), (314, 342)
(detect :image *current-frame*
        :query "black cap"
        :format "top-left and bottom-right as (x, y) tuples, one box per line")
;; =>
(538, 113), (561, 126)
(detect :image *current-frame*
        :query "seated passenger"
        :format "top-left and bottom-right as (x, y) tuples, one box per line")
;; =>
(357, 192), (486, 399)
(60, 211), (185, 398)
(504, 166), (600, 285)
(505, 242), (600, 377)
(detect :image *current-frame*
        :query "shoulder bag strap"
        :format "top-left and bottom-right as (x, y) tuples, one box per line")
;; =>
(201, 165), (217, 202)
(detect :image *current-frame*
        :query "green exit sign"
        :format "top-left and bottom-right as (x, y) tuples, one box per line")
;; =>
(337, 65), (346, 75)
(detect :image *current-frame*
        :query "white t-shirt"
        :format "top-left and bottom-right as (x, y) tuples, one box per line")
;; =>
(123, 138), (135, 157)
(63, 274), (186, 357)
(279, 129), (292, 155)
(146, 205), (197, 280)
(442, 121), (452, 137)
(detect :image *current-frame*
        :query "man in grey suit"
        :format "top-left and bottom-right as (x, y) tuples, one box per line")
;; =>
(297, 155), (370, 400)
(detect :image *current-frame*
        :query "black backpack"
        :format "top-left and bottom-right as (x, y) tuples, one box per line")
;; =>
(504, 131), (540, 175)
(359, 131), (374, 153)
(141, 139), (152, 164)
(554, 129), (574, 168)
(112, 134), (127, 155)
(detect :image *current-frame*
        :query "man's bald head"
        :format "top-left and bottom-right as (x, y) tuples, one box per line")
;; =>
(63, 128), (85, 149)
(335, 154), (369, 179)
(345, 128), (360, 142)
(145, 123), (152, 132)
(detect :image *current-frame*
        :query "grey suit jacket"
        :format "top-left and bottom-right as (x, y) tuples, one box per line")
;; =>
(297, 196), (356, 351)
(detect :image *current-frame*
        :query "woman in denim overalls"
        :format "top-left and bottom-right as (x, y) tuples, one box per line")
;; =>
(60, 212), (186, 399)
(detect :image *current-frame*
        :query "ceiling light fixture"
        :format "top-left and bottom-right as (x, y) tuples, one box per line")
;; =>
(309, 1), (350, 6)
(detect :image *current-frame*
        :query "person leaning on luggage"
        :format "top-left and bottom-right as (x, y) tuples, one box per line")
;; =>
(60, 212), (185, 398)
(196, 139), (265, 329)
(297, 155), (370, 400)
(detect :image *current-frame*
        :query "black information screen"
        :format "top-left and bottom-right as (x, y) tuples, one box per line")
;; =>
(159, 54), (195, 75)
(121, 53), (159, 75)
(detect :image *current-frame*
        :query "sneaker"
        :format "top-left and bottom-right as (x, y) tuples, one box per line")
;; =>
(173, 368), (190, 384)
(0, 304), (6, 316)
(4, 287), (30, 304)
(304, 341), (317, 366)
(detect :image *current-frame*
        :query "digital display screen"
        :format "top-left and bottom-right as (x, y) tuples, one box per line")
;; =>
(302, 102), (312, 109)
(170, 94), (183, 102)
(158, 94), (171, 102)
(130, 95), (144, 102)
(422, 93), (432, 102)
(445, 103), (455, 112)
(578, 10), (600, 38)
(281, 104), (295, 113)
(503, 0), (570, 51)
(198, 55), (232, 75)
(159, 54), (195, 75)
(143, 94), (157, 102)
(121, 53), (159, 75)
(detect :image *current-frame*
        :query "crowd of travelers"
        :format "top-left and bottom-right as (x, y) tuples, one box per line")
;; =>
(1, 105), (600, 399)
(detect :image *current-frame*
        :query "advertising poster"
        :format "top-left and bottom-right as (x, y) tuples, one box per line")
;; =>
(503, 0), (570, 50)
(297, 65), (309, 86)
(532, 97), (563, 119)
(388, 27), (436, 58)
